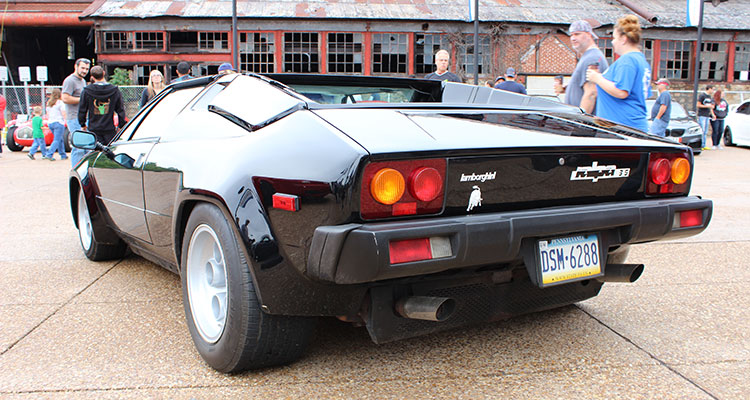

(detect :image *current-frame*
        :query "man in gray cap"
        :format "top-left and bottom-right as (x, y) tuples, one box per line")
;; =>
(650, 78), (672, 137)
(494, 67), (526, 94)
(554, 20), (608, 114)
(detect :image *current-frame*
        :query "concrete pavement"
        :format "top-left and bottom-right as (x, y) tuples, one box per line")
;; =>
(0, 144), (748, 399)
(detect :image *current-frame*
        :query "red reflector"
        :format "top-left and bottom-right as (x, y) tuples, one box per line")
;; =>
(679, 209), (703, 228)
(392, 202), (417, 216)
(389, 238), (432, 264)
(272, 193), (299, 211)
(409, 167), (443, 202)
(650, 158), (671, 185)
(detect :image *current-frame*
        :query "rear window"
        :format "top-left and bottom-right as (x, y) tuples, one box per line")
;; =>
(290, 84), (416, 104)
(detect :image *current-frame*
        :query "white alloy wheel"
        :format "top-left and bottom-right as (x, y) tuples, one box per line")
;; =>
(78, 190), (93, 251)
(186, 224), (229, 343)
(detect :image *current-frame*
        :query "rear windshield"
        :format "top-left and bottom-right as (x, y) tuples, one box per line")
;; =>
(290, 84), (416, 104)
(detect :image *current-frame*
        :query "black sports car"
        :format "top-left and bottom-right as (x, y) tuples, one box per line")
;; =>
(69, 73), (712, 373)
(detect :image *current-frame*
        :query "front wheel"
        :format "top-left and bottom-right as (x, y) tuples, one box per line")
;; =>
(63, 127), (72, 152)
(181, 203), (314, 373)
(76, 188), (127, 260)
(724, 127), (735, 146)
(6, 126), (23, 151)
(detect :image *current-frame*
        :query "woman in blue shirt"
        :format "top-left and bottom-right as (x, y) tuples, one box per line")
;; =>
(586, 15), (651, 132)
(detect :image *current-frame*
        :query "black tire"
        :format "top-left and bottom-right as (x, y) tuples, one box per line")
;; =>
(181, 203), (314, 373)
(724, 127), (735, 147)
(6, 126), (24, 151)
(63, 127), (72, 152)
(76, 188), (128, 261)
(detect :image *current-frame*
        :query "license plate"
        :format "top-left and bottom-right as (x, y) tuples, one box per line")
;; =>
(537, 234), (601, 286)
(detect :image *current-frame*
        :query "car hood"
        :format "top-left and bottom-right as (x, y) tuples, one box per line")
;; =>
(313, 108), (672, 155)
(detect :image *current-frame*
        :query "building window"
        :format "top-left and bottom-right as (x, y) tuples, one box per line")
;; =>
(642, 39), (653, 69)
(136, 65), (165, 85)
(197, 64), (220, 76)
(135, 32), (163, 50)
(284, 32), (319, 73)
(415, 33), (450, 75)
(327, 33), (363, 73)
(240, 32), (275, 73)
(734, 43), (750, 81)
(458, 34), (490, 75)
(596, 38), (615, 66)
(698, 42), (726, 80)
(199, 32), (229, 51)
(372, 33), (408, 74)
(103, 32), (131, 51)
(659, 40), (691, 80)
(169, 31), (198, 52)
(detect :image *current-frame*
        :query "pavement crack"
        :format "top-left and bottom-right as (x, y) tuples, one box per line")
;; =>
(576, 305), (720, 400)
(0, 259), (125, 357)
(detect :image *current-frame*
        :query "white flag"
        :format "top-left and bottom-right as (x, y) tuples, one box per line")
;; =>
(686, 0), (701, 27)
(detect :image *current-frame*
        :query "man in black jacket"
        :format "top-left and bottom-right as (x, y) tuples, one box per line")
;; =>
(78, 65), (126, 144)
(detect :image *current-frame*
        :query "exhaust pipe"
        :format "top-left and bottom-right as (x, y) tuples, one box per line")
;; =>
(395, 296), (456, 322)
(597, 263), (644, 283)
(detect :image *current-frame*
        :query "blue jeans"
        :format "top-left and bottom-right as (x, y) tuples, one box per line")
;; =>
(698, 116), (711, 148)
(29, 137), (48, 157)
(46, 121), (67, 159)
(68, 119), (87, 167)
(711, 118), (725, 146)
(649, 118), (668, 137)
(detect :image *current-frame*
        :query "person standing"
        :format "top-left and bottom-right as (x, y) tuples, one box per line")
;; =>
(27, 106), (50, 160)
(697, 85), (715, 150)
(424, 49), (462, 83)
(62, 58), (91, 166)
(173, 61), (193, 83)
(44, 88), (68, 160)
(78, 66), (127, 145)
(711, 89), (729, 149)
(555, 20), (608, 114)
(494, 68), (527, 94)
(218, 62), (235, 75)
(586, 15), (651, 132)
(140, 69), (166, 108)
(0, 94), (5, 157)
(649, 78), (672, 137)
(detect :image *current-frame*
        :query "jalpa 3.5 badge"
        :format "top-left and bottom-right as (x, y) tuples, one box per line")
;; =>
(570, 161), (630, 183)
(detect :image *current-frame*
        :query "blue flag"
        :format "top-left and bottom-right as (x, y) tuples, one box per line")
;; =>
(686, 0), (701, 27)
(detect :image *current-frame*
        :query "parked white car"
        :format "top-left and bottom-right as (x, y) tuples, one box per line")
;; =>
(724, 100), (750, 147)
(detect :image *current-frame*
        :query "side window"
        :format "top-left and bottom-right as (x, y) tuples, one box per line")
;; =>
(128, 87), (203, 141)
(739, 102), (750, 115)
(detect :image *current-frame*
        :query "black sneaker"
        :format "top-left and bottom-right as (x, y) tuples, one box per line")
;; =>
(28, 153), (35, 160)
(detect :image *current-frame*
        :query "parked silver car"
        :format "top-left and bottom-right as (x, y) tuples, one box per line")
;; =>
(724, 100), (750, 147)
(646, 99), (703, 154)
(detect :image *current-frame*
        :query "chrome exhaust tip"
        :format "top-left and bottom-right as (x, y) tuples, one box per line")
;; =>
(597, 263), (644, 283)
(395, 296), (456, 322)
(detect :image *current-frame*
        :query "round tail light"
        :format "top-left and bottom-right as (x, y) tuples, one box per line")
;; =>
(370, 168), (405, 205)
(409, 167), (443, 202)
(650, 158), (671, 185)
(671, 157), (690, 184)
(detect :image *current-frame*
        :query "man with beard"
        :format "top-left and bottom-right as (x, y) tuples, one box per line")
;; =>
(554, 20), (608, 114)
(62, 58), (90, 166)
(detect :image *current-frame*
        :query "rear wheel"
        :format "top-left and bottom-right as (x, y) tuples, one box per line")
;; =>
(724, 127), (735, 146)
(181, 203), (314, 373)
(76, 188), (127, 260)
(6, 126), (24, 151)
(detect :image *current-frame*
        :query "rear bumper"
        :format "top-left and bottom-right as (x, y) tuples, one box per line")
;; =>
(307, 196), (712, 284)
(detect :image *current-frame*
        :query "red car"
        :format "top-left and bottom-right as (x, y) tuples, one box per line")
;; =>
(5, 117), (71, 152)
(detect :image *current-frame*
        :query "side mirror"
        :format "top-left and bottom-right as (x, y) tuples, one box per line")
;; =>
(71, 130), (97, 150)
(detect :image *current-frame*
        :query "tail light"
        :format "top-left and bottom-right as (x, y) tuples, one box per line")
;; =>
(362, 159), (446, 220)
(646, 152), (691, 195)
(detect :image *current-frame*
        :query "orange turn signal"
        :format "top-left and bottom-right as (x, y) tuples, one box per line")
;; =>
(671, 158), (690, 184)
(370, 168), (405, 205)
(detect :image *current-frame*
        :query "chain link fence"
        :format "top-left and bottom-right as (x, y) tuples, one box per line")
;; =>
(1, 85), (146, 124)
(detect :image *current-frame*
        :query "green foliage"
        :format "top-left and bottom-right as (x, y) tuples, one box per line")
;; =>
(109, 68), (132, 86)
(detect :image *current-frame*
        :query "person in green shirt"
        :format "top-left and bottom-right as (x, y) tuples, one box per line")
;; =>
(28, 106), (52, 160)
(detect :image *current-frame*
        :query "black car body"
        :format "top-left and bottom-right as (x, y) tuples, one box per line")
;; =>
(69, 73), (712, 373)
(646, 99), (703, 154)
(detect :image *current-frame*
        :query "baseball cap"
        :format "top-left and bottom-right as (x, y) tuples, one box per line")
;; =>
(656, 78), (670, 86)
(218, 62), (234, 72)
(495, 75), (505, 82)
(505, 67), (516, 77)
(569, 20), (599, 40)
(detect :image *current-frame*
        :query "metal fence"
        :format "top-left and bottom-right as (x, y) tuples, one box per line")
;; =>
(1, 85), (146, 124)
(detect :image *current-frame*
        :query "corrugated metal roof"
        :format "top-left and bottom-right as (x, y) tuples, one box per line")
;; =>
(80, 0), (750, 30)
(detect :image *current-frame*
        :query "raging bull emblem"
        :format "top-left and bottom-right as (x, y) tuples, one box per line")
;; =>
(467, 185), (482, 211)
(570, 161), (630, 183)
(93, 99), (110, 115)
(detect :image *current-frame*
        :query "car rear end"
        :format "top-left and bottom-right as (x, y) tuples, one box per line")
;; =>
(303, 108), (712, 343)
